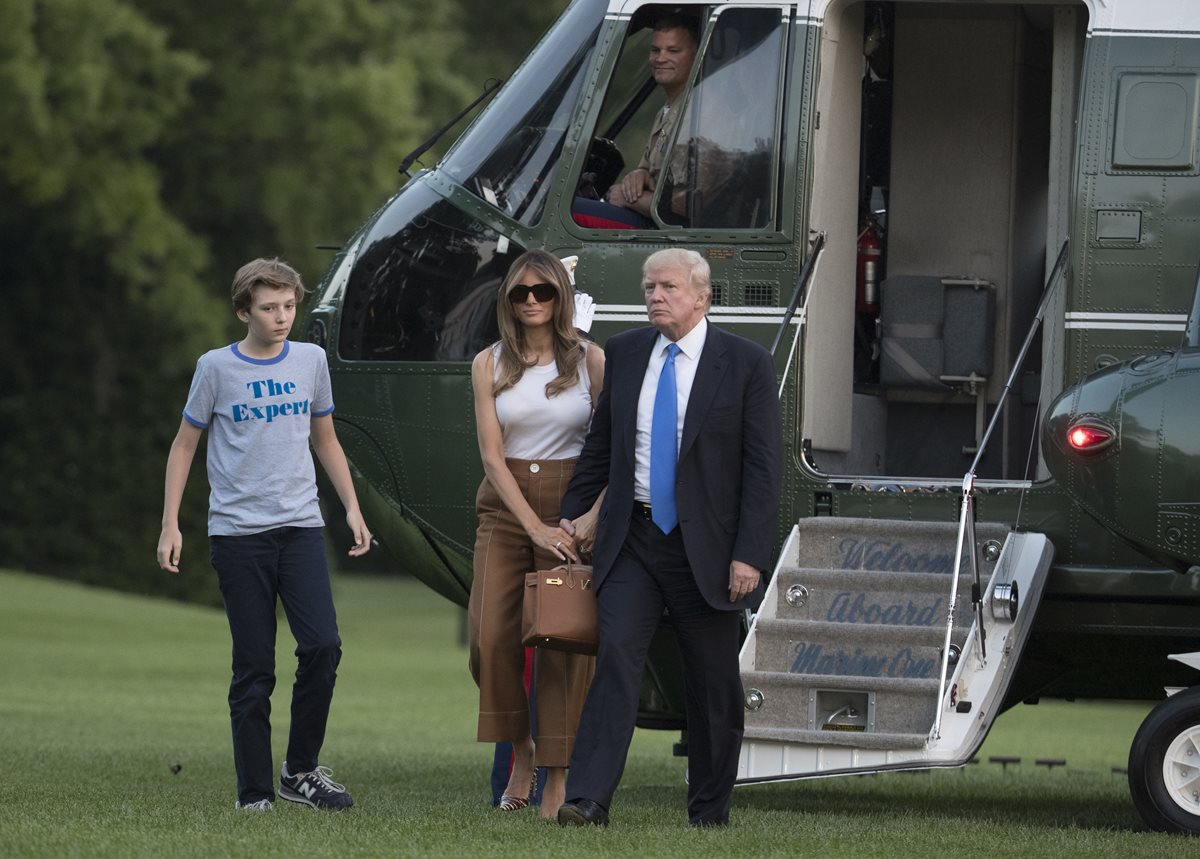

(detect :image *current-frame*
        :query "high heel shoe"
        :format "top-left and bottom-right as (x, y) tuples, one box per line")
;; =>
(498, 771), (538, 811)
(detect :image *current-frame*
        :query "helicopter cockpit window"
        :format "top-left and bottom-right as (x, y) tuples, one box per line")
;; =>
(659, 7), (785, 230)
(338, 184), (523, 362)
(573, 5), (785, 231)
(440, 0), (605, 227)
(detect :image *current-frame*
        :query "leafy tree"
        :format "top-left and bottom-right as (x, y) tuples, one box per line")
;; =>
(456, 0), (567, 87)
(132, 0), (480, 285)
(0, 0), (225, 603)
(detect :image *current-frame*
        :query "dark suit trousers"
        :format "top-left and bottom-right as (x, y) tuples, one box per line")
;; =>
(565, 514), (744, 826)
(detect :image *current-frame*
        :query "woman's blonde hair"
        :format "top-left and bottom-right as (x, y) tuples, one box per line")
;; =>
(493, 250), (583, 398)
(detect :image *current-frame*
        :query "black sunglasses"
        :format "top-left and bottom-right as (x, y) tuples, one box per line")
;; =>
(508, 282), (557, 304)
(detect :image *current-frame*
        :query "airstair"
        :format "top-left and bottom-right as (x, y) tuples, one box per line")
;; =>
(737, 516), (1054, 780)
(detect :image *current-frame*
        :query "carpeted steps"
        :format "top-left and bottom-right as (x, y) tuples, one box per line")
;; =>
(742, 517), (1010, 749)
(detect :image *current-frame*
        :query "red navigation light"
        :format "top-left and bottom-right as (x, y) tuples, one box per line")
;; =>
(1067, 423), (1113, 452)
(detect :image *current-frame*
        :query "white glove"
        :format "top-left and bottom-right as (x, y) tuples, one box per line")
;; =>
(573, 291), (595, 333)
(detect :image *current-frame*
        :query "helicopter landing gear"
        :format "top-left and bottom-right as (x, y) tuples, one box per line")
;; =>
(1129, 686), (1200, 834)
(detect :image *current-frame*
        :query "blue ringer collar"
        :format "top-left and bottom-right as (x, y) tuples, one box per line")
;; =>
(230, 341), (290, 365)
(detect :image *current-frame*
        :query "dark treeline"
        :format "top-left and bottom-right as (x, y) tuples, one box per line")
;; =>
(0, 0), (565, 604)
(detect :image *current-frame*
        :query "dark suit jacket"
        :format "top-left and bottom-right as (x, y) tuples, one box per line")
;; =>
(560, 322), (783, 611)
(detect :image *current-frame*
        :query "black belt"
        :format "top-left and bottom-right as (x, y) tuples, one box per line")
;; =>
(633, 501), (653, 521)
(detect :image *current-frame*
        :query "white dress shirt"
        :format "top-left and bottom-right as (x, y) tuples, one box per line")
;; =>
(634, 317), (708, 503)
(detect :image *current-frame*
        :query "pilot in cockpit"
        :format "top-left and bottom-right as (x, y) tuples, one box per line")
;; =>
(572, 13), (699, 230)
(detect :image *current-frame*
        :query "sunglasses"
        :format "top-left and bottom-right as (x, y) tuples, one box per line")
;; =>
(508, 282), (558, 304)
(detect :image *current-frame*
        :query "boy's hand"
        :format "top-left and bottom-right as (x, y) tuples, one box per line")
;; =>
(157, 526), (183, 573)
(346, 511), (372, 557)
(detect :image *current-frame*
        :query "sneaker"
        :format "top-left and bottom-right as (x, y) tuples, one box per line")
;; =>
(235, 799), (274, 811)
(279, 762), (354, 810)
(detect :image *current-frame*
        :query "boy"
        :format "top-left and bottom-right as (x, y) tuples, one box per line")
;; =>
(157, 258), (371, 811)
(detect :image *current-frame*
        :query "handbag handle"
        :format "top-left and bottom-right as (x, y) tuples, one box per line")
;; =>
(550, 562), (593, 590)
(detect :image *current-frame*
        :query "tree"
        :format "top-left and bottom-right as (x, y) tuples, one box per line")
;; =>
(132, 0), (480, 285)
(0, 0), (225, 603)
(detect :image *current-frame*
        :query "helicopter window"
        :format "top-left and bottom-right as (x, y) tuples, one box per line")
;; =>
(658, 7), (786, 230)
(1111, 73), (1199, 172)
(337, 184), (524, 362)
(440, 0), (605, 227)
(573, 5), (786, 231)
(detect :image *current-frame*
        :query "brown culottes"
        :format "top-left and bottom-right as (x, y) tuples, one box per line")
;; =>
(468, 458), (595, 767)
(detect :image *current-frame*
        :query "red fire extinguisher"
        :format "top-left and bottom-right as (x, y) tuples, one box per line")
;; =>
(856, 218), (882, 316)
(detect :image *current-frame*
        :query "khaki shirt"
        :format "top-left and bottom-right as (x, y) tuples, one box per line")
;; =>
(637, 100), (686, 183)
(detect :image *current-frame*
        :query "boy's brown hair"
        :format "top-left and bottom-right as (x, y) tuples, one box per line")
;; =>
(231, 258), (308, 314)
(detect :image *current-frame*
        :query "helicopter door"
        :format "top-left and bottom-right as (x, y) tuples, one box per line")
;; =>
(802, 1), (1086, 481)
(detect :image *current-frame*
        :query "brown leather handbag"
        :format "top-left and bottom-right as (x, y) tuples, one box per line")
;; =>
(521, 564), (597, 654)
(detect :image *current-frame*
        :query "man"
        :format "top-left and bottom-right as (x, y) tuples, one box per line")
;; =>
(606, 15), (698, 220)
(555, 249), (783, 827)
(572, 15), (698, 230)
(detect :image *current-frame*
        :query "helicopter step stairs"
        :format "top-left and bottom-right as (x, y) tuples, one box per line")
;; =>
(737, 516), (1054, 780)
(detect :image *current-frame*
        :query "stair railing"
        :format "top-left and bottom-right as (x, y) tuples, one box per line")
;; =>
(744, 235), (826, 632)
(771, 232), (826, 357)
(931, 240), (1069, 741)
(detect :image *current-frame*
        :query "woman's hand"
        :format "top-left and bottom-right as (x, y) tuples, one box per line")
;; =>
(529, 521), (579, 564)
(571, 508), (600, 557)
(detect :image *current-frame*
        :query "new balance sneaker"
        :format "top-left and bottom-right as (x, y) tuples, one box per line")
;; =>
(279, 762), (354, 810)
(235, 799), (273, 811)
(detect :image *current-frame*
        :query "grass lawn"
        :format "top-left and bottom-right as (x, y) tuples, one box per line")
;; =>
(0, 569), (1180, 857)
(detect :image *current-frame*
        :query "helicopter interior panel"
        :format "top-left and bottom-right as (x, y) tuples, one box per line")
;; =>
(804, 0), (1085, 481)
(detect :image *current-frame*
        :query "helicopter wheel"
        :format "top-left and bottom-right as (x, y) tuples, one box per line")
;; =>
(1129, 686), (1200, 834)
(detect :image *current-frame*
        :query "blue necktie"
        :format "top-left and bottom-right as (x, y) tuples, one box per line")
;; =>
(650, 343), (681, 534)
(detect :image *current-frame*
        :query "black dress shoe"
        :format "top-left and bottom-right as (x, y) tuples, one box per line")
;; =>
(557, 798), (609, 827)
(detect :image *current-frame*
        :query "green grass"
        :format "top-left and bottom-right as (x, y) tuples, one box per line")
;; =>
(0, 569), (1179, 856)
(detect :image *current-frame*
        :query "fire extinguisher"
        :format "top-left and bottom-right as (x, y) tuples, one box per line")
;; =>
(856, 218), (882, 316)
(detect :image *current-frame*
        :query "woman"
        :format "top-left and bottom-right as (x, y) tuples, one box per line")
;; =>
(468, 250), (604, 818)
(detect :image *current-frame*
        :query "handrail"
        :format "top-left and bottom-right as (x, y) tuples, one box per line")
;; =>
(966, 240), (1069, 475)
(771, 232), (826, 356)
(1184, 257), (1200, 349)
(931, 239), (1069, 741)
(930, 473), (974, 741)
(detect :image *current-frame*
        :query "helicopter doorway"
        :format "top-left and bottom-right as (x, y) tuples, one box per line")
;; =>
(803, 0), (1085, 481)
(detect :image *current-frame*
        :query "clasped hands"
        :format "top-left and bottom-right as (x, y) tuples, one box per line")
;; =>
(604, 168), (687, 217)
(606, 168), (653, 210)
(552, 507), (599, 564)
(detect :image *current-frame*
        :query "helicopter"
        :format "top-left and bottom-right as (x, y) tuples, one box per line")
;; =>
(301, 0), (1200, 834)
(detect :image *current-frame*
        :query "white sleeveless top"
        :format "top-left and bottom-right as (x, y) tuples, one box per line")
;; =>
(493, 343), (593, 460)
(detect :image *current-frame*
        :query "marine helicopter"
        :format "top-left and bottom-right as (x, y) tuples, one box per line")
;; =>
(302, 0), (1200, 834)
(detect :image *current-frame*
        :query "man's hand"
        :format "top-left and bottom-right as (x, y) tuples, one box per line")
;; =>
(607, 168), (654, 209)
(728, 560), (761, 602)
(570, 508), (600, 556)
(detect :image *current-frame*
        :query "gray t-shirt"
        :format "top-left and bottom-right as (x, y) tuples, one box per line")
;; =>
(183, 341), (334, 536)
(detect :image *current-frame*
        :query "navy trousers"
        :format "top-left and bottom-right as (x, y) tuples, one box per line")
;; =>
(210, 526), (341, 804)
(564, 514), (744, 826)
